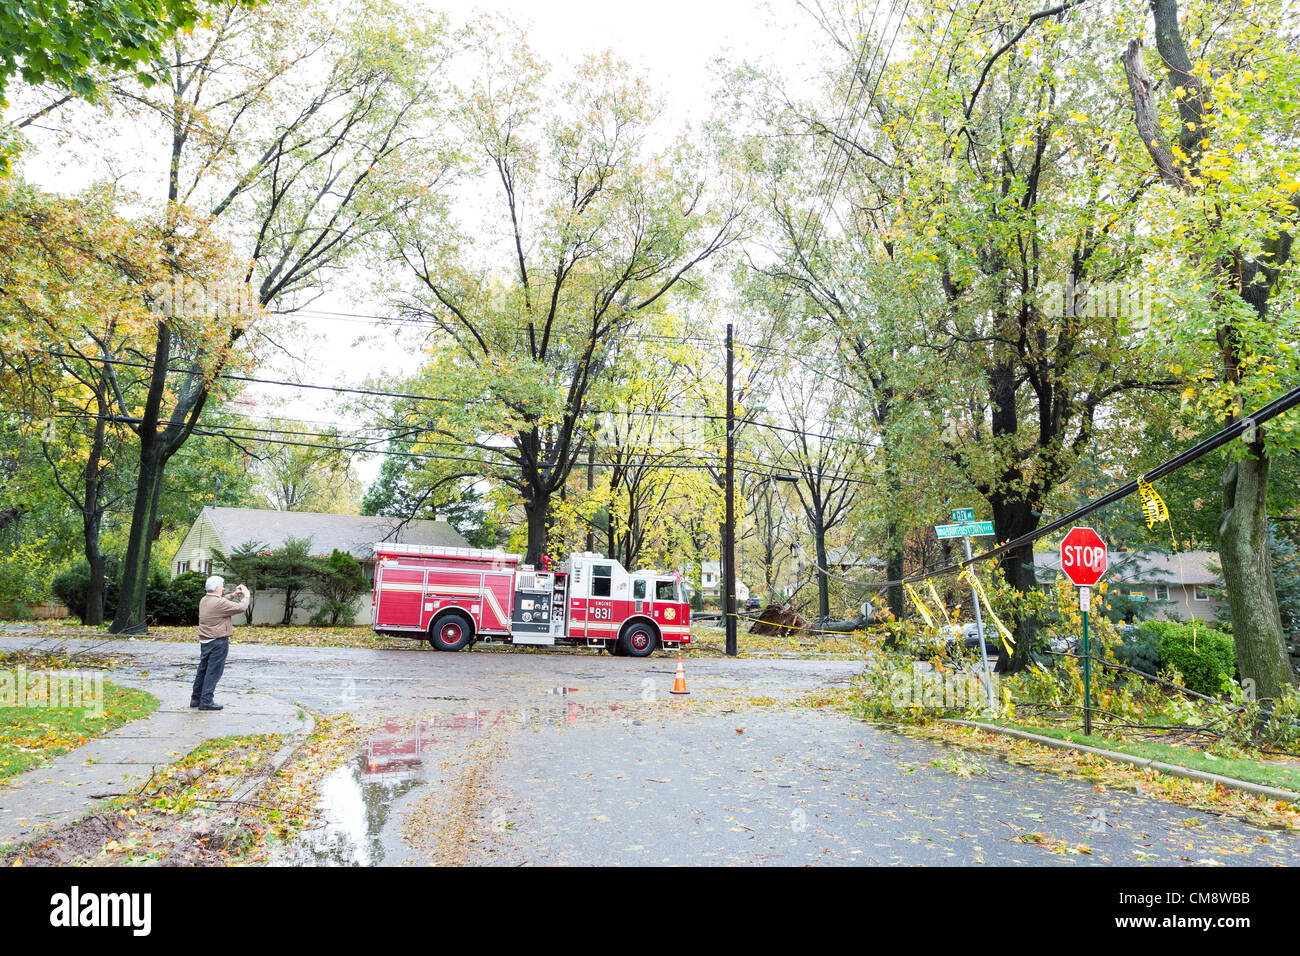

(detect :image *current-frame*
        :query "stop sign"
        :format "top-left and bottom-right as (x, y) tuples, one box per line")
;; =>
(1060, 527), (1108, 586)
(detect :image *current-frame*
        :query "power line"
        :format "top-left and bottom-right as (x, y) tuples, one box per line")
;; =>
(807, 380), (1300, 591)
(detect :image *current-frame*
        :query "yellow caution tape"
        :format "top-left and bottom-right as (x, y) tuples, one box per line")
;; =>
(925, 579), (955, 631)
(904, 582), (937, 630)
(1137, 478), (1169, 529)
(959, 566), (1015, 648)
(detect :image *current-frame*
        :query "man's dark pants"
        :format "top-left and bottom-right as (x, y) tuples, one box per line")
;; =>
(191, 638), (229, 706)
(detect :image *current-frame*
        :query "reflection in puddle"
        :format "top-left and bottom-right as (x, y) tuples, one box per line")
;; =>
(280, 697), (632, 866)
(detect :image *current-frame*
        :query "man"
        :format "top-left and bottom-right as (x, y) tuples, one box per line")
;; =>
(192, 575), (249, 711)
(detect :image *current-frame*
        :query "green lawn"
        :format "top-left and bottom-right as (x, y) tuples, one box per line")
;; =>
(0, 681), (159, 779)
(986, 720), (1300, 795)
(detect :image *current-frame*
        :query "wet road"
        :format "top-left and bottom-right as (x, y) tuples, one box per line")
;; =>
(3, 634), (1298, 866)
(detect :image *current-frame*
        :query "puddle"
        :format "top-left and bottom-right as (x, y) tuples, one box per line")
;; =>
(277, 697), (634, 865)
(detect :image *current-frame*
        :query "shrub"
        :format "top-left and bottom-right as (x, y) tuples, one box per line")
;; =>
(1114, 626), (1161, 677)
(1139, 620), (1236, 696)
(52, 560), (120, 623)
(52, 562), (208, 626)
(152, 571), (209, 625)
(310, 549), (367, 626)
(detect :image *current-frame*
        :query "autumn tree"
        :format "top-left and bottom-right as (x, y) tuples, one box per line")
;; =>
(1121, 0), (1300, 697)
(734, 0), (1176, 665)
(383, 21), (742, 564)
(10, 0), (459, 632)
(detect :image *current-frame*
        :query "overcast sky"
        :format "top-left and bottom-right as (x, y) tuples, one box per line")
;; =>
(18, 0), (834, 486)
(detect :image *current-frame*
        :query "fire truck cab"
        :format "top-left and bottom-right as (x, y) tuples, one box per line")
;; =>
(371, 545), (691, 658)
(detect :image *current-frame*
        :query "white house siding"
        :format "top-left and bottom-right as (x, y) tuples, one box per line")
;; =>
(242, 585), (376, 627)
(173, 510), (223, 577)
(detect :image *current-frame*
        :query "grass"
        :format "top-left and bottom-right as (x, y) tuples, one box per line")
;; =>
(0, 680), (158, 779)
(981, 719), (1300, 795)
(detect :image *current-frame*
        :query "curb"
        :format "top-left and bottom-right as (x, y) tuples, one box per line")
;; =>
(228, 705), (316, 805)
(944, 718), (1300, 805)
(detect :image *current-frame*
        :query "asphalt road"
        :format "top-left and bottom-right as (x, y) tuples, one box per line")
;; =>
(3, 633), (1297, 866)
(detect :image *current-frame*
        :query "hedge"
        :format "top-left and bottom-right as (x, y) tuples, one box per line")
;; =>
(1137, 620), (1237, 696)
(52, 563), (210, 626)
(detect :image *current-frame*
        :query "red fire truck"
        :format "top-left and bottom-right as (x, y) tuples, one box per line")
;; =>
(371, 545), (692, 657)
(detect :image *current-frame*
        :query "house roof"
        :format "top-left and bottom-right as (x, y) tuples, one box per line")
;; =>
(199, 506), (469, 561)
(1034, 549), (1219, 586)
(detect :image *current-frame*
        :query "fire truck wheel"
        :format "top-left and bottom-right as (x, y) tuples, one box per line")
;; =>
(430, 613), (472, 652)
(619, 623), (657, 658)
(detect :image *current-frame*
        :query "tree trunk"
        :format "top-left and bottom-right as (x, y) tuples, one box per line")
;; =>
(814, 519), (830, 623)
(80, 411), (109, 627)
(523, 492), (551, 565)
(1219, 451), (1294, 699)
(109, 438), (165, 634)
(885, 521), (905, 622)
(990, 496), (1041, 672)
(83, 528), (105, 624)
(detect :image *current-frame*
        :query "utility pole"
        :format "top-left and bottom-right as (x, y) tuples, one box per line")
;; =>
(724, 323), (737, 657)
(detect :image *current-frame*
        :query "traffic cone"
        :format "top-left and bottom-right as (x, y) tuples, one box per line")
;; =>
(670, 655), (689, 695)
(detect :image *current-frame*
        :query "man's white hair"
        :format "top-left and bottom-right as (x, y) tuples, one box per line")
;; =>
(205, 575), (224, 594)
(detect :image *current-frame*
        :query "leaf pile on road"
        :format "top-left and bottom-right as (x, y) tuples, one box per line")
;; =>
(3, 733), (283, 866)
(805, 677), (1300, 833)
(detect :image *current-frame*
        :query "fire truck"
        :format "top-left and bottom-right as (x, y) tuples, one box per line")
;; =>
(370, 544), (692, 657)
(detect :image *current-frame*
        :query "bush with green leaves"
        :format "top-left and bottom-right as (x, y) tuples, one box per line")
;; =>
(52, 561), (210, 625)
(1139, 620), (1236, 696)
(150, 570), (209, 625)
(309, 549), (368, 626)
(1114, 627), (1161, 677)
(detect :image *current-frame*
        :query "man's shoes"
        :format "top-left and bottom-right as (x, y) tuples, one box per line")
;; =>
(198, 703), (223, 711)
(189, 700), (200, 708)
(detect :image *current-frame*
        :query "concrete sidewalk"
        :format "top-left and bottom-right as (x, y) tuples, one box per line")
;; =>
(0, 677), (308, 847)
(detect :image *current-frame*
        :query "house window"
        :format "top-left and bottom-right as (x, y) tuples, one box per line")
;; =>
(1154, 584), (1170, 601)
(593, 564), (612, 597)
(1193, 586), (1211, 602)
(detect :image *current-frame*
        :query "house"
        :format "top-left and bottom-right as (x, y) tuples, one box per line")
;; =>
(171, 506), (469, 625)
(1034, 549), (1222, 623)
(681, 561), (749, 605)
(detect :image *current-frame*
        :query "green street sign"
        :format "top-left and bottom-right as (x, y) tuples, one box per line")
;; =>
(1128, 592), (1147, 602)
(935, 521), (995, 539)
(952, 508), (975, 522)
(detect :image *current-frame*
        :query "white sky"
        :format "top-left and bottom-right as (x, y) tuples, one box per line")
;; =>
(15, 0), (834, 485)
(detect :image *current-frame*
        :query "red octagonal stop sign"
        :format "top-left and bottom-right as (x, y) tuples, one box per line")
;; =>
(1060, 527), (1108, 586)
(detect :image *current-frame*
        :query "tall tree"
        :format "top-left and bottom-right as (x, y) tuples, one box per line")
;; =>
(385, 21), (742, 564)
(1121, 0), (1300, 698)
(57, 0), (458, 632)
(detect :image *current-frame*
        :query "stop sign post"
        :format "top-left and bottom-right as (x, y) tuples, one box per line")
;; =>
(1060, 527), (1108, 735)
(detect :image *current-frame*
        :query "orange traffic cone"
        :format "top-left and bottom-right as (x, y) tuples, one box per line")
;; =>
(670, 655), (689, 695)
